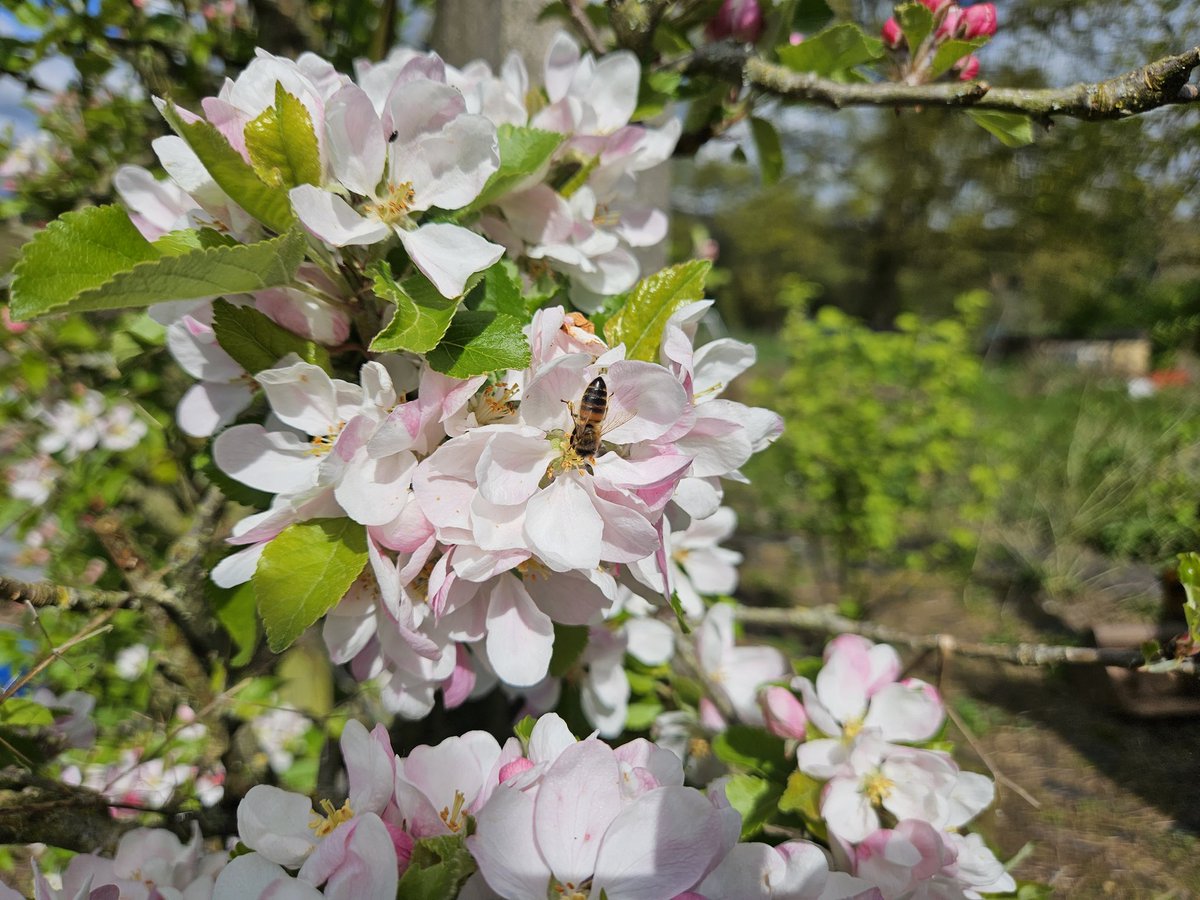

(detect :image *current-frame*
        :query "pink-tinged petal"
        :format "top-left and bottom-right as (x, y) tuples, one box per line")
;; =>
(398, 223), (504, 299)
(760, 686), (807, 741)
(624, 618), (673, 666)
(612, 206), (667, 248)
(724, 645), (789, 723)
(696, 842), (780, 900)
(255, 361), (340, 434)
(672, 476), (722, 519)
(290, 185), (390, 247)
(585, 52), (639, 133)
(342, 719), (395, 816)
(114, 165), (190, 238)
(680, 546), (740, 598)
(323, 598), (375, 664)
(467, 786), (550, 899)
(587, 488), (658, 563)
(524, 568), (612, 626)
(945, 771), (994, 829)
(793, 677), (841, 738)
(368, 401), (422, 457)
(336, 450), (417, 526)
(822, 777), (880, 844)
(213, 853), (311, 900)
(383, 78), (466, 152)
(524, 476), (602, 572)
(405, 115), (499, 212)
(213, 424), (321, 494)
(864, 643), (901, 694)
(603, 360), (688, 444)
(528, 712), (577, 764)
(696, 603), (734, 674)
(676, 404), (753, 478)
(319, 814), (399, 900)
(256, 287), (351, 346)
(212, 542), (267, 588)
(815, 640), (873, 727)
(775, 840), (832, 897)
(591, 451), (693, 494)
(443, 644), (477, 708)
(178, 381), (255, 438)
(862, 680), (944, 743)
(590, 786), (725, 900)
(477, 430), (556, 506)
(534, 740), (623, 886)
(325, 84), (385, 196)
(543, 33), (581, 102)
(201, 97), (252, 161)
(238, 785), (319, 867)
(520, 352), (592, 431)
(879, 750), (955, 827)
(692, 339), (756, 399)
(453, 540), (527, 579)
(485, 575), (554, 687)
(612, 738), (684, 789)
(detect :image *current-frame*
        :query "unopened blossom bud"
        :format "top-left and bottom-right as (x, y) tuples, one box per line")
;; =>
(961, 3), (998, 38)
(957, 55), (981, 80)
(788, 32), (805, 46)
(881, 17), (903, 49)
(498, 757), (534, 783)
(759, 686), (807, 740)
(919, 0), (953, 12)
(706, 0), (765, 44)
(935, 6), (963, 38)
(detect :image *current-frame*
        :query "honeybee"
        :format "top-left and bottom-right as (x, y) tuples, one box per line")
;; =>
(565, 376), (634, 470)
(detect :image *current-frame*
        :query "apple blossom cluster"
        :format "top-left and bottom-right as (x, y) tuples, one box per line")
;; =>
(209, 300), (780, 729)
(214, 713), (882, 900)
(881, 1), (998, 82)
(2, 389), (147, 506)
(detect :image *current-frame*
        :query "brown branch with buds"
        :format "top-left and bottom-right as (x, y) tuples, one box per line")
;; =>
(683, 41), (1200, 122)
(734, 604), (1196, 674)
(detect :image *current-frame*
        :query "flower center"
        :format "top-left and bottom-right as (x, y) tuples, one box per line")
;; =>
(472, 381), (519, 425)
(552, 881), (590, 899)
(842, 717), (864, 740)
(861, 770), (894, 806)
(364, 181), (416, 226)
(516, 557), (551, 582)
(309, 798), (354, 837)
(439, 790), (468, 832)
(308, 420), (346, 456)
(688, 737), (711, 759)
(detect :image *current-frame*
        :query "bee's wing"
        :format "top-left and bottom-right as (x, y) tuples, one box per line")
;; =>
(599, 408), (638, 442)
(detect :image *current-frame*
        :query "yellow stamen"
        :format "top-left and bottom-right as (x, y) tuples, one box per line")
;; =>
(843, 717), (864, 740)
(439, 790), (468, 832)
(363, 181), (416, 225)
(307, 420), (346, 456)
(688, 737), (712, 759)
(309, 798), (354, 837)
(861, 771), (894, 806)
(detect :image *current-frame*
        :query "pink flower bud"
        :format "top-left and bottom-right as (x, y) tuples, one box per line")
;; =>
(919, 0), (954, 12)
(759, 686), (807, 740)
(788, 32), (805, 46)
(935, 6), (963, 38)
(957, 55), (981, 80)
(705, 0), (765, 44)
(881, 17), (903, 49)
(1, 307), (28, 334)
(498, 757), (534, 783)
(961, 3), (998, 38)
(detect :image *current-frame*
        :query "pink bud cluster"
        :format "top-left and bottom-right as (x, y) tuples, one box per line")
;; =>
(881, 1), (998, 82)
(706, 0), (765, 44)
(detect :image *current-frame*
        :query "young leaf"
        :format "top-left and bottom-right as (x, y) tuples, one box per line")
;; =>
(929, 37), (987, 79)
(777, 23), (884, 78)
(9, 207), (306, 320)
(463, 125), (564, 214)
(465, 258), (525, 318)
(711, 725), (790, 778)
(603, 260), (711, 362)
(212, 299), (331, 374)
(749, 116), (784, 184)
(396, 835), (477, 900)
(161, 102), (295, 233)
(426, 310), (532, 378)
(254, 518), (368, 653)
(966, 109), (1035, 147)
(208, 579), (259, 668)
(369, 265), (462, 354)
(1178, 552), (1200, 643)
(244, 83), (323, 189)
(723, 774), (784, 840)
(778, 769), (824, 821)
(895, 2), (933, 54)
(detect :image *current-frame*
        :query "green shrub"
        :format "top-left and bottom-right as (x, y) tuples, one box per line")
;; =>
(755, 283), (1002, 582)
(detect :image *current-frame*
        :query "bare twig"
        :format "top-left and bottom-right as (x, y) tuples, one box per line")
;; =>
(0, 574), (130, 611)
(942, 701), (1041, 810)
(0, 609), (117, 704)
(0, 771), (131, 854)
(733, 604), (1195, 674)
(683, 41), (1200, 122)
(565, 0), (607, 56)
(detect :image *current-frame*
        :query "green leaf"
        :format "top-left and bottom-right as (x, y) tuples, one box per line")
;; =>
(427, 310), (532, 378)
(723, 774), (783, 840)
(778, 769), (824, 821)
(929, 37), (987, 79)
(712, 725), (789, 777)
(667, 591), (693, 634)
(465, 259), (526, 319)
(209, 579), (259, 667)
(244, 83), (323, 189)
(966, 109), (1035, 147)
(513, 715), (537, 745)
(625, 700), (663, 731)
(161, 102), (295, 233)
(212, 299), (331, 374)
(0, 698), (54, 727)
(749, 116), (784, 185)
(777, 23), (884, 78)
(464, 125), (564, 214)
(10, 207), (306, 320)
(895, 2), (933, 53)
(792, 0), (834, 32)
(603, 260), (711, 362)
(1178, 552), (1200, 643)
(254, 518), (369, 653)
(548, 624), (589, 678)
(369, 265), (463, 354)
(395, 835), (477, 900)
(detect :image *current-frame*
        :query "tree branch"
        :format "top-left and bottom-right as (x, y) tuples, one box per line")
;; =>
(685, 41), (1200, 121)
(0, 771), (132, 854)
(0, 574), (131, 611)
(734, 604), (1196, 674)
(565, 0), (607, 56)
